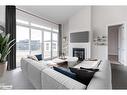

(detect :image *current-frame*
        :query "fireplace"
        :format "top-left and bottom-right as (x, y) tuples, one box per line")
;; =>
(73, 48), (85, 61)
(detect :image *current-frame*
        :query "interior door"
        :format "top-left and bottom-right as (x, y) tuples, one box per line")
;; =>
(118, 26), (121, 63)
(118, 24), (127, 65)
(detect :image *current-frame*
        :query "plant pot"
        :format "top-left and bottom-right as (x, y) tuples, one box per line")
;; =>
(0, 62), (7, 77)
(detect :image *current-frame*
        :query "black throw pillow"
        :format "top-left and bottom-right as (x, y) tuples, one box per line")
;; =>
(80, 67), (99, 72)
(69, 67), (96, 86)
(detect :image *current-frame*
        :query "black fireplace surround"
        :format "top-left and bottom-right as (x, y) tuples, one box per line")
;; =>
(73, 48), (85, 61)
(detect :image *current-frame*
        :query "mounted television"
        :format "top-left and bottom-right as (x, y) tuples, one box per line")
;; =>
(70, 31), (89, 43)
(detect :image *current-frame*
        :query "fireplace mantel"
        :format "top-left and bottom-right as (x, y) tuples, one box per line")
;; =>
(69, 43), (91, 59)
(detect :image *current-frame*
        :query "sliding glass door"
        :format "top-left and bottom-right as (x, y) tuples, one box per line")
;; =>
(16, 19), (59, 67)
(31, 28), (42, 55)
(16, 25), (30, 67)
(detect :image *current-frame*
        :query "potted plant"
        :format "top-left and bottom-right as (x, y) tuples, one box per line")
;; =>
(0, 33), (15, 77)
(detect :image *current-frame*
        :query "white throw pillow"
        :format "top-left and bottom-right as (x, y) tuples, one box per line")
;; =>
(74, 60), (102, 69)
(27, 55), (38, 61)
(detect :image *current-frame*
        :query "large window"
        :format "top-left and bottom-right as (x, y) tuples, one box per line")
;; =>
(31, 28), (42, 55)
(16, 19), (59, 67)
(16, 25), (30, 67)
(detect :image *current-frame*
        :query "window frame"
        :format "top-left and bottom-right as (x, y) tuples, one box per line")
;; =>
(16, 20), (59, 62)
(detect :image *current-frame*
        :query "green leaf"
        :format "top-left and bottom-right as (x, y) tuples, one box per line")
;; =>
(0, 33), (15, 63)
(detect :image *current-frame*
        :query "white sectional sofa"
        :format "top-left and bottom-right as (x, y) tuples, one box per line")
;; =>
(20, 58), (112, 89)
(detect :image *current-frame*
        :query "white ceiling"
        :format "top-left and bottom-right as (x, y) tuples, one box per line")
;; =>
(16, 6), (84, 24)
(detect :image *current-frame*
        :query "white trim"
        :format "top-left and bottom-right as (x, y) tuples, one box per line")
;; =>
(107, 22), (127, 65)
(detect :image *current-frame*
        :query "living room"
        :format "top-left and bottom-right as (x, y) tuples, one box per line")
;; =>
(1, 5), (127, 90)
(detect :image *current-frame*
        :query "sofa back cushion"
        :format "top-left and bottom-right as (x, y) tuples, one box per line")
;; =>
(42, 68), (86, 89)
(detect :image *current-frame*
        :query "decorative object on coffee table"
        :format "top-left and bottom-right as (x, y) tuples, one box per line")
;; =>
(52, 58), (68, 68)
(59, 53), (66, 60)
(0, 33), (15, 77)
(52, 57), (78, 68)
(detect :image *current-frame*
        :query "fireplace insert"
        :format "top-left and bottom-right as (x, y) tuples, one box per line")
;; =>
(73, 48), (85, 61)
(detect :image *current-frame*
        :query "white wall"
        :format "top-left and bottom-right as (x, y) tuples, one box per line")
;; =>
(68, 6), (92, 58)
(62, 6), (127, 61)
(108, 26), (118, 55)
(69, 6), (91, 33)
(0, 6), (5, 26)
(91, 6), (127, 60)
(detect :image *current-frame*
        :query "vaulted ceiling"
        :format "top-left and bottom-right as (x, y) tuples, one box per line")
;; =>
(16, 6), (84, 24)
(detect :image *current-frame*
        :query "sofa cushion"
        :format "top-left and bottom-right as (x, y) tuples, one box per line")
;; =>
(42, 68), (86, 89)
(35, 54), (43, 61)
(70, 67), (96, 86)
(53, 66), (76, 79)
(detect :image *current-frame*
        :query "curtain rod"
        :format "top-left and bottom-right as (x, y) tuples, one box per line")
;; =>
(16, 8), (58, 25)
